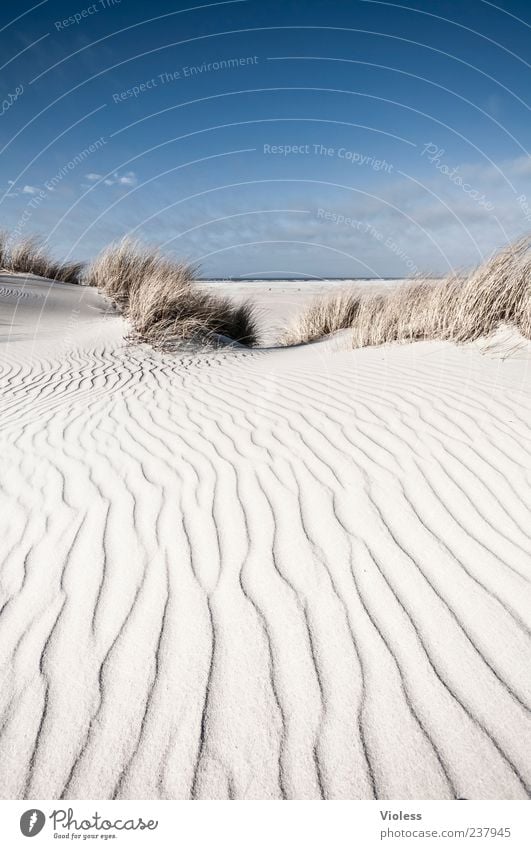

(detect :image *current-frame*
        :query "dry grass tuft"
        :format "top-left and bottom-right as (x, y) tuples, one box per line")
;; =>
(282, 291), (362, 346)
(281, 237), (531, 347)
(0, 233), (84, 284)
(83, 238), (171, 309)
(86, 238), (258, 348)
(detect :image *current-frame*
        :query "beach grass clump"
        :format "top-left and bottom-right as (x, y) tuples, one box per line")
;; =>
(281, 291), (362, 346)
(280, 237), (531, 347)
(0, 233), (84, 284)
(86, 238), (259, 348)
(435, 237), (531, 343)
(84, 238), (170, 310)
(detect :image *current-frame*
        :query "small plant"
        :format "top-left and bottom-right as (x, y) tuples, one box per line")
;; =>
(85, 238), (258, 348)
(280, 237), (531, 347)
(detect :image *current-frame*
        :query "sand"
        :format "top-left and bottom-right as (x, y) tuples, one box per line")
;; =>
(0, 272), (530, 800)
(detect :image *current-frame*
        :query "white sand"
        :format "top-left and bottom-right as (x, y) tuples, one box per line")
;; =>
(0, 273), (530, 800)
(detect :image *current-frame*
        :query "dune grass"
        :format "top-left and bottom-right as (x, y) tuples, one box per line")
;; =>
(2, 229), (529, 352)
(85, 238), (258, 348)
(281, 237), (531, 347)
(0, 233), (84, 284)
(83, 238), (171, 310)
(283, 291), (362, 346)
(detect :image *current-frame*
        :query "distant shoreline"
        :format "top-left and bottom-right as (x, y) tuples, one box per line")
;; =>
(200, 276), (414, 283)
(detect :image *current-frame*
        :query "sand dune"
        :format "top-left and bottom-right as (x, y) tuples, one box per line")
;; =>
(0, 273), (530, 800)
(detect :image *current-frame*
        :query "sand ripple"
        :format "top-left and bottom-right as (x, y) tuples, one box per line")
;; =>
(0, 278), (530, 799)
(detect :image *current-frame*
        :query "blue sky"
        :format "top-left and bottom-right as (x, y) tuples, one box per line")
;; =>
(1, 0), (531, 278)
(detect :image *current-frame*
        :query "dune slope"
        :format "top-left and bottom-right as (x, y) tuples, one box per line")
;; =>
(0, 274), (530, 800)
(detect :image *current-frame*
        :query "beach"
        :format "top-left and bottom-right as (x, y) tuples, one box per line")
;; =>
(0, 272), (530, 800)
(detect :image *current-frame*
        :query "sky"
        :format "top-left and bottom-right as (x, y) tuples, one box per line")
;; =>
(1, 0), (531, 278)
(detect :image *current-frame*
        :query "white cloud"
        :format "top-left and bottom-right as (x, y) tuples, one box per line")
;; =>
(98, 171), (138, 187)
(117, 172), (137, 186)
(149, 153), (531, 277)
(85, 173), (103, 182)
(22, 185), (40, 195)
